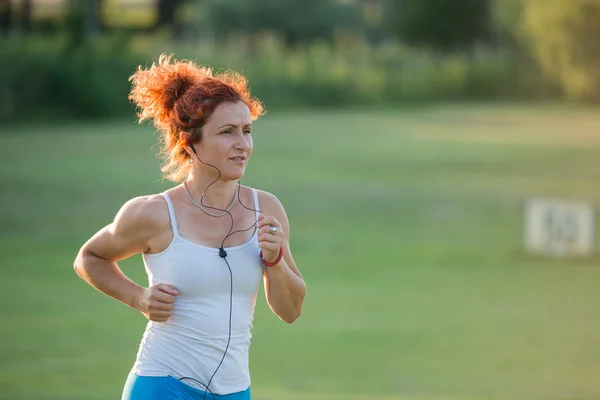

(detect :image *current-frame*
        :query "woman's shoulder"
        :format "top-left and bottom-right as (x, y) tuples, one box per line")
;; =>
(251, 187), (286, 214)
(253, 188), (278, 203)
(114, 193), (171, 232)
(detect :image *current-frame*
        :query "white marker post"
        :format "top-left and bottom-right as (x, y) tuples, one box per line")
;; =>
(524, 198), (595, 258)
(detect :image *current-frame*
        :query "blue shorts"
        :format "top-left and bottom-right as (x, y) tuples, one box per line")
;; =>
(122, 372), (252, 400)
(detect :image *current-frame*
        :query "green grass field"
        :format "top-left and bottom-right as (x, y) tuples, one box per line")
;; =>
(1, 104), (600, 400)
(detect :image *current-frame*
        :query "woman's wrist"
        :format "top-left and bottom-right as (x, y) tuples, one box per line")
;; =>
(260, 248), (283, 267)
(128, 285), (146, 311)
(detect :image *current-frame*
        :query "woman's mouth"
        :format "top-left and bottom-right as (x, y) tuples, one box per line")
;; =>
(229, 156), (246, 164)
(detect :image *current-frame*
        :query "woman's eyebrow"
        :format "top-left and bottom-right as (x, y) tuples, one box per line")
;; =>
(216, 123), (252, 129)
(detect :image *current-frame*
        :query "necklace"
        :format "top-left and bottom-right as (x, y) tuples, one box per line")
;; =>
(183, 180), (237, 217)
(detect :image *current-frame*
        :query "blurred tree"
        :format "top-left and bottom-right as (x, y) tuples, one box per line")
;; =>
(520, 0), (600, 102)
(491, 0), (523, 44)
(19, 0), (32, 34)
(86, 0), (102, 35)
(64, 0), (102, 49)
(211, 0), (362, 47)
(387, 0), (492, 51)
(156, 0), (183, 31)
(64, 0), (86, 49)
(362, 0), (390, 43)
(0, 0), (10, 34)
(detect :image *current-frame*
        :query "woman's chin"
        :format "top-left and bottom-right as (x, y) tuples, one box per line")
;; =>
(222, 169), (246, 182)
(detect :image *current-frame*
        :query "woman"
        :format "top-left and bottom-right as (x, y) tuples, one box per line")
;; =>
(74, 54), (306, 400)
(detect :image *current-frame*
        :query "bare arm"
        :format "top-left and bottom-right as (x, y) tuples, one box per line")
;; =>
(258, 191), (306, 323)
(74, 196), (178, 321)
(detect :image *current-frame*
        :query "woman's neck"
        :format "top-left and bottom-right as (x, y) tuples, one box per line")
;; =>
(184, 170), (238, 210)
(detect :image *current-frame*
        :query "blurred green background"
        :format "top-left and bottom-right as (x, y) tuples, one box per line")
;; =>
(1, 1), (600, 399)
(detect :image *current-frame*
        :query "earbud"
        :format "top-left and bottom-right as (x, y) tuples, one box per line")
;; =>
(219, 248), (227, 258)
(191, 143), (197, 154)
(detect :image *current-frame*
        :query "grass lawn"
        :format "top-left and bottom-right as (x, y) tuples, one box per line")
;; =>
(1, 103), (599, 400)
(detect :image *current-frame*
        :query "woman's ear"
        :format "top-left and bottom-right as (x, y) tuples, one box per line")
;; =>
(180, 132), (193, 155)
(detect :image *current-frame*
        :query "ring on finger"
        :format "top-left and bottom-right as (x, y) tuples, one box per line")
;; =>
(269, 225), (277, 235)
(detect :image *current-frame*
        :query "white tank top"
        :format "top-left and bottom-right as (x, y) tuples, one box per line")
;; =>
(130, 189), (264, 395)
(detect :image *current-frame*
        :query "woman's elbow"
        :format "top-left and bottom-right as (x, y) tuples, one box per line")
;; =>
(73, 247), (92, 279)
(284, 286), (306, 323)
(282, 307), (302, 324)
(284, 294), (305, 323)
(73, 250), (83, 274)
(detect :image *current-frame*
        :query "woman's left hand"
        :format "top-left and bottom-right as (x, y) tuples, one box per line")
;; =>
(257, 213), (283, 263)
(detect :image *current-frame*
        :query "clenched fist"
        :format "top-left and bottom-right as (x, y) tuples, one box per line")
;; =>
(135, 283), (178, 322)
(257, 213), (283, 264)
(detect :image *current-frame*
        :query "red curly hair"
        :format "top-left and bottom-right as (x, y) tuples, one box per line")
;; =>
(129, 54), (265, 182)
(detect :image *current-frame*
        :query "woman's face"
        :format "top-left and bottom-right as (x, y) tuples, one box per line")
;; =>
(193, 101), (253, 181)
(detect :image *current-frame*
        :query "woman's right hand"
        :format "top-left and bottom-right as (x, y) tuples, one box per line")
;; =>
(136, 284), (179, 322)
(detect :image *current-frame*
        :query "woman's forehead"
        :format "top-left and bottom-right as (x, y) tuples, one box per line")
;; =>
(206, 101), (251, 128)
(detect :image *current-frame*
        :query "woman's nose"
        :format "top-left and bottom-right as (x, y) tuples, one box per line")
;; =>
(235, 132), (251, 150)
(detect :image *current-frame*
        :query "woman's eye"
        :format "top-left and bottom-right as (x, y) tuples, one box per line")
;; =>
(244, 130), (252, 134)
(222, 130), (232, 134)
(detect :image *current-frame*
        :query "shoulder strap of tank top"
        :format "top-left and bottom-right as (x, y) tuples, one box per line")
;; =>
(160, 192), (179, 237)
(252, 188), (260, 220)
